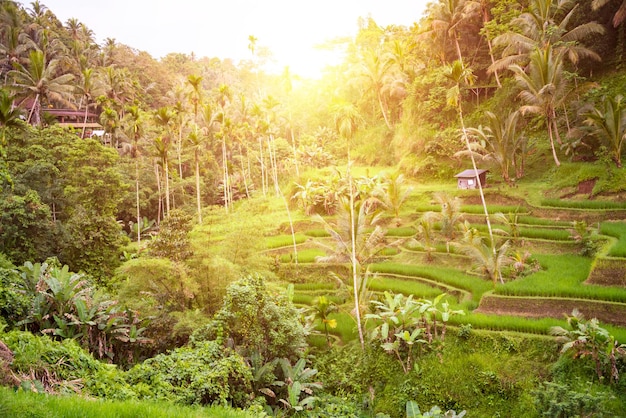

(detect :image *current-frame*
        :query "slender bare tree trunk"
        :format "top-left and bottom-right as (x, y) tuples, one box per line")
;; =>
(136, 158), (141, 242)
(195, 151), (202, 224)
(164, 159), (171, 216)
(81, 104), (89, 139)
(155, 163), (162, 224)
(348, 164), (365, 350)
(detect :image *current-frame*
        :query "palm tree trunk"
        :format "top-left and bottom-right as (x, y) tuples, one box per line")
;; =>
(27, 93), (40, 124)
(177, 125), (183, 179)
(164, 159), (171, 216)
(222, 137), (230, 211)
(135, 159), (141, 243)
(195, 151), (202, 223)
(155, 163), (162, 224)
(377, 91), (392, 130)
(81, 103), (89, 139)
(259, 138), (266, 197)
(348, 164), (365, 350)
(267, 135), (280, 196)
(238, 143), (250, 199)
(459, 105), (502, 284)
(547, 118), (561, 167)
(289, 111), (300, 177)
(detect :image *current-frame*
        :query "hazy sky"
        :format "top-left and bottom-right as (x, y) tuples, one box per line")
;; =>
(30, 0), (431, 78)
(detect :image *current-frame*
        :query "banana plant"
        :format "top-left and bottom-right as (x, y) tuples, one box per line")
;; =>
(273, 358), (322, 414)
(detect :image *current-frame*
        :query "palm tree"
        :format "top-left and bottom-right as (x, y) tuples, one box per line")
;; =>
(186, 74), (203, 121)
(315, 196), (390, 349)
(75, 68), (104, 138)
(584, 94), (626, 168)
(377, 171), (413, 219)
(351, 46), (395, 129)
(426, 0), (481, 64)
(0, 1), (33, 83)
(216, 84), (233, 210)
(455, 221), (511, 286)
(8, 49), (75, 125)
(99, 106), (121, 147)
(123, 105), (146, 241)
(153, 106), (175, 216)
(466, 110), (524, 184)
(490, 0), (605, 73)
(511, 45), (570, 167)
(187, 124), (206, 224)
(281, 67), (300, 177)
(445, 60), (499, 281)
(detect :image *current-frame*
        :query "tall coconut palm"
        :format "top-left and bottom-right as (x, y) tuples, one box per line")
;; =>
(328, 98), (366, 348)
(281, 67), (300, 177)
(351, 46), (395, 129)
(8, 49), (74, 125)
(0, 1), (33, 83)
(445, 60), (501, 282)
(153, 106), (175, 216)
(426, 0), (481, 64)
(187, 125), (205, 224)
(216, 84), (233, 211)
(75, 67), (104, 138)
(186, 74), (203, 121)
(510, 45), (570, 167)
(584, 94), (626, 168)
(123, 105), (146, 241)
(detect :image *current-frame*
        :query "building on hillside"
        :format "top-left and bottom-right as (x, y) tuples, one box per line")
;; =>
(45, 108), (103, 138)
(454, 169), (488, 190)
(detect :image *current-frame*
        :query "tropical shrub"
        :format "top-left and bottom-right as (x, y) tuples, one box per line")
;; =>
(124, 339), (252, 407)
(550, 309), (626, 384)
(2, 329), (106, 393)
(191, 275), (307, 363)
(13, 261), (149, 364)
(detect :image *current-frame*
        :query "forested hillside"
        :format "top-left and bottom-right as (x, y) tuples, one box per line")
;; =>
(1, 1), (626, 417)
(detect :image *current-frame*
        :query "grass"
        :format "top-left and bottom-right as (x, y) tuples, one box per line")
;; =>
(540, 198), (626, 210)
(449, 312), (567, 336)
(461, 204), (528, 214)
(369, 262), (493, 302)
(367, 276), (450, 299)
(496, 254), (626, 302)
(600, 221), (626, 257)
(516, 215), (572, 227)
(0, 387), (252, 418)
(472, 223), (573, 240)
(278, 248), (326, 263)
(264, 233), (308, 249)
(304, 228), (331, 238)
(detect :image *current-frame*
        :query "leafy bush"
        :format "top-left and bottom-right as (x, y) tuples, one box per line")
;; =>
(3, 329), (106, 393)
(148, 209), (193, 261)
(124, 340), (252, 407)
(0, 261), (30, 326)
(191, 275), (307, 362)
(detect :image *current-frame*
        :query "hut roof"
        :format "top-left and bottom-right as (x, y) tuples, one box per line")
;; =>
(454, 169), (488, 178)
